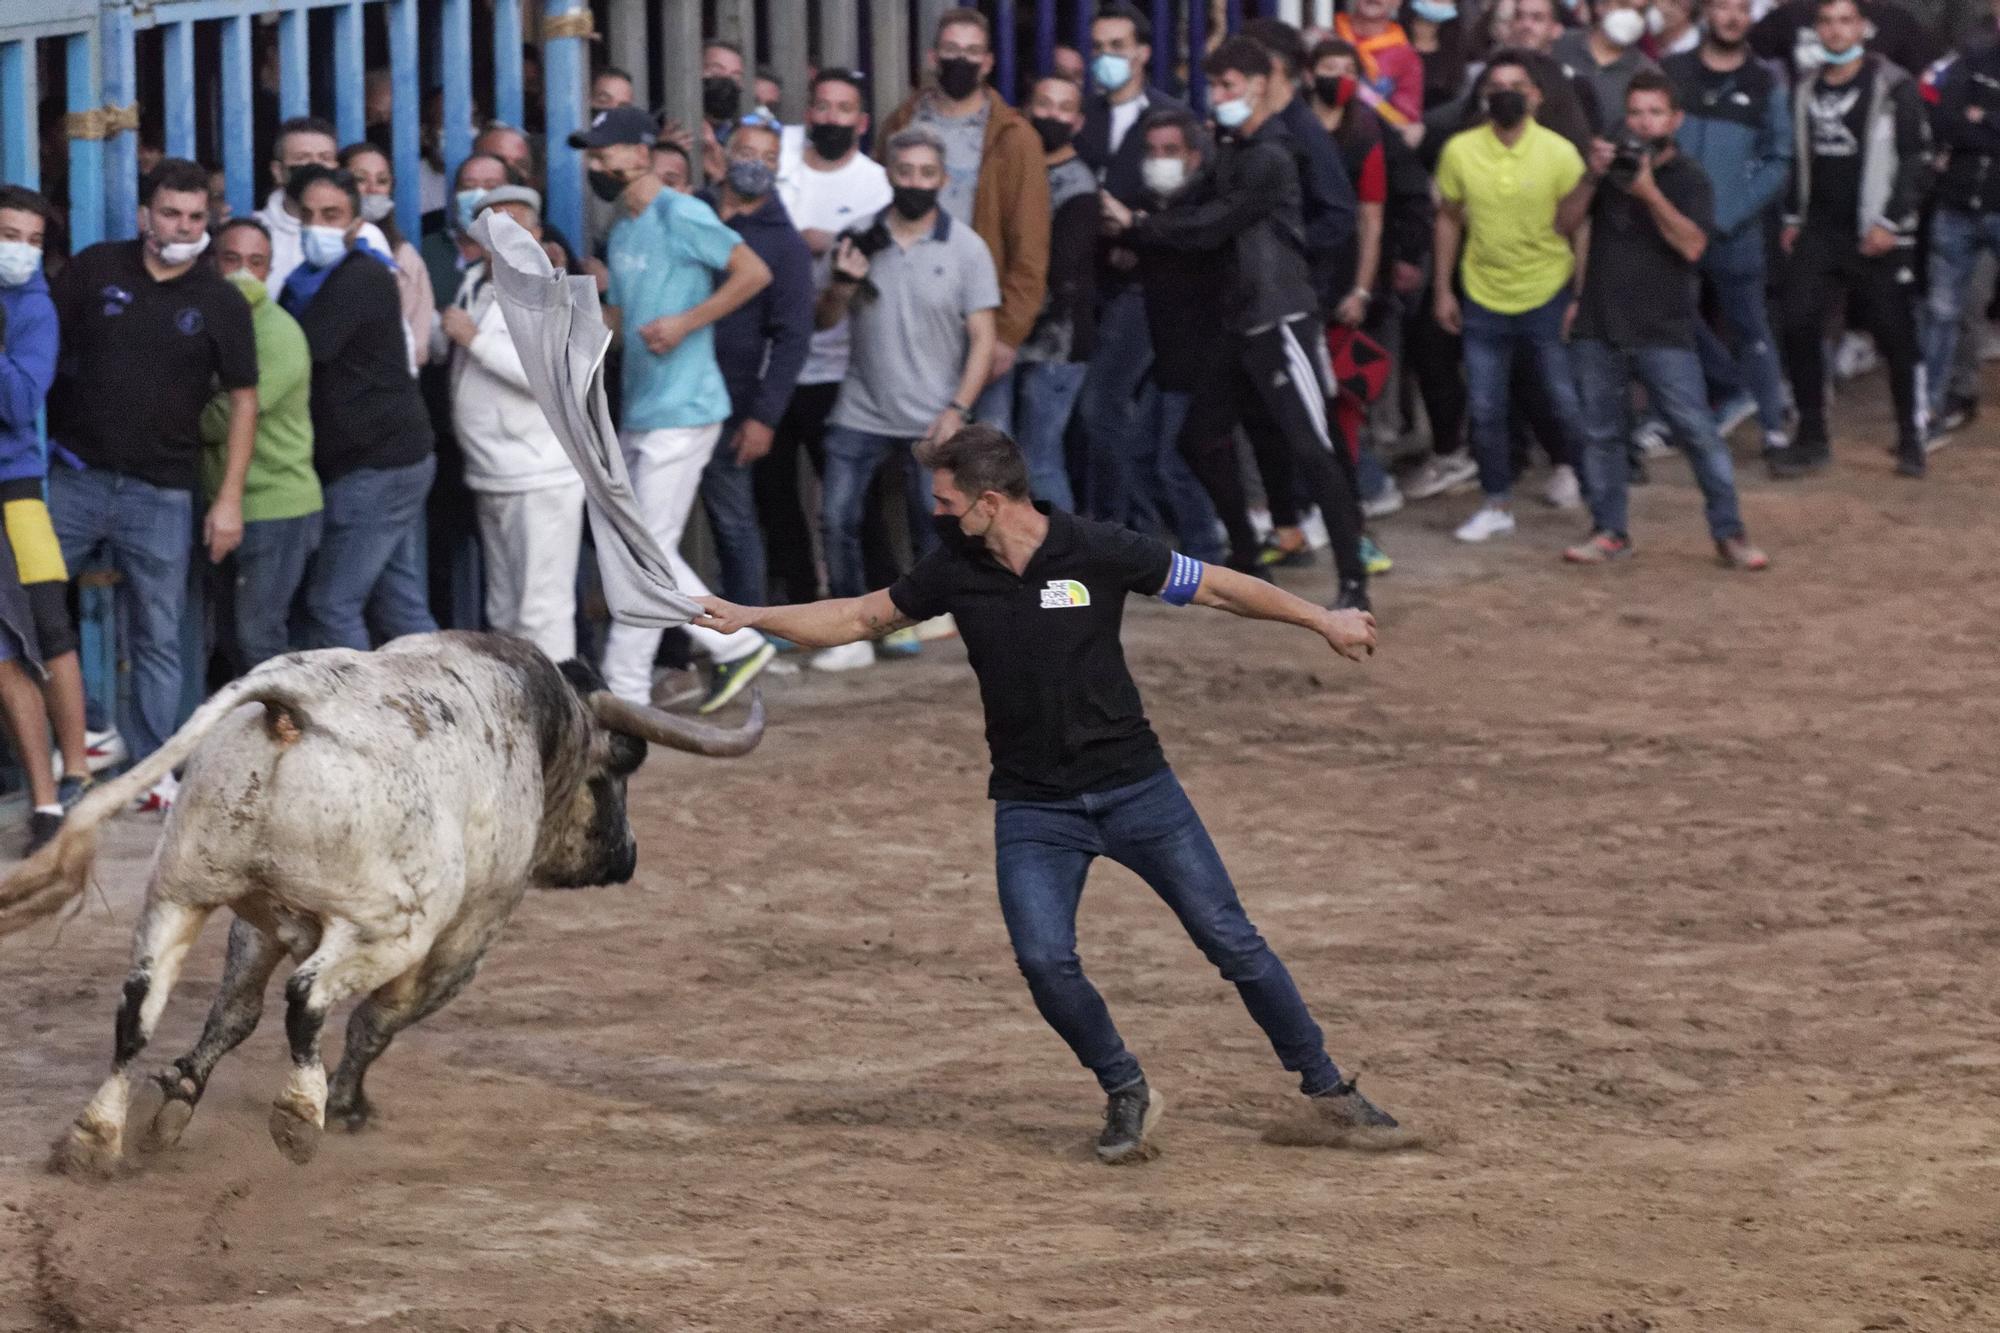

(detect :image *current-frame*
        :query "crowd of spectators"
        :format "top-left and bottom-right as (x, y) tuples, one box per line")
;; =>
(3, 0), (1996, 852)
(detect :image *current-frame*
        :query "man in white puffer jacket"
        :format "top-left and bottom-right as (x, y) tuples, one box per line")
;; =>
(437, 186), (585, 661)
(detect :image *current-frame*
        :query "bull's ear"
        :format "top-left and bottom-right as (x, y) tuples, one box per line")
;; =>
(607, 730), (648, 776)
(557, 656), (609, 696)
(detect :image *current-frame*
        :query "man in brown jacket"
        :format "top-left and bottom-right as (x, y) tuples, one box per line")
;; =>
(878, 6), (1051, 435)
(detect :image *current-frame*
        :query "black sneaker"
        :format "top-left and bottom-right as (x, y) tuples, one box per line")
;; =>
(1936, 395), (1977, 437)
(23, 810), (63, 857)
(1312, 1077), (1399, 1130)
(1332, 578), (1371, 613)
(1095, 1078), (1166, 1165)
(1767, 442), (1830, 479)
(1894, 451), (1926, 478)
(699, 639), (775, 716)
(55, 773), (92, 811)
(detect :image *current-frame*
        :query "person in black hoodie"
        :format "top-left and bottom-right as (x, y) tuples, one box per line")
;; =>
(1102, 36), (1371, 611)
(1918, 18), (2000, 442)
(280, 164), (439, 648)
(1770, 0), (1932, 477)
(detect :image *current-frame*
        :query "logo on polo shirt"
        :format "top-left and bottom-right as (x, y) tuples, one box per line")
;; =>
(99, 284), (132, 317)
(1039, 579), (1090, 609)
(176, 307), (204, 335)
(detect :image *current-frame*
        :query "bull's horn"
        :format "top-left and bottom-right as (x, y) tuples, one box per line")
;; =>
(589, 687), (765, 757)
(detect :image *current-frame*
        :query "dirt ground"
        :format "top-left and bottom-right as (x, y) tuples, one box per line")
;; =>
(5, 381), (2000, 1333)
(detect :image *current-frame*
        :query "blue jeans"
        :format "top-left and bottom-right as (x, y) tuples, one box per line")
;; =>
(973, 365), (1015, 436)
(1462, 290), (1585, 500)
(701, 418), (768, 606)
(1694, 228), (1788, 433)
(47, 466), (193, 761)
(820, 425), (930, 599)
(1013, 360), (1084, 511)
(1922, 208), (2000, 416)
(303, 456), (439, 650)
(993, 767), (1343, 1096)
(1574, 340), (1746, 543)
(1079, 286), (1153, 520)
(228, 510), (322, 671)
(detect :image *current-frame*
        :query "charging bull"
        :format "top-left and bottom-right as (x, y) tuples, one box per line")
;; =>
(0, 631), (762, 1175)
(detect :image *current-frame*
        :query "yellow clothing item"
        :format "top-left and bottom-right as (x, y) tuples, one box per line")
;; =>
(1436, 121), (1585, 315)
(3, 497), (67, 585)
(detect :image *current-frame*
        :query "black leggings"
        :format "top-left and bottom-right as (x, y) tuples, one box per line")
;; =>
(1780, 221), (1923, 447)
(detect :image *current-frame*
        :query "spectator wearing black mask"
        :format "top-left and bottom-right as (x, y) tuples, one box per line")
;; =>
(1014, 75), (1098, 512)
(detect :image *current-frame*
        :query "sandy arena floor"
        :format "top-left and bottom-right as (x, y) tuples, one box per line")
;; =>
(4, 386), (1999, 1332)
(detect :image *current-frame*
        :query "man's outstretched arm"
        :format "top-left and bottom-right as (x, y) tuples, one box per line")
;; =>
(1177, 560), (1376, 662)
(690, 589), (913, 648)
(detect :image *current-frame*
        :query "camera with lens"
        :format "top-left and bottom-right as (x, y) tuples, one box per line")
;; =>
(1607, 130), (1651, 188)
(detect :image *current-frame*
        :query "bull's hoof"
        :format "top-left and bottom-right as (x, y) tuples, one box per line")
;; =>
(327, 1093), (376, 1133)
(267, 1101), (323, 1165)
(144, 1087), (197, 1154)
(49, 1118), (124, 1179)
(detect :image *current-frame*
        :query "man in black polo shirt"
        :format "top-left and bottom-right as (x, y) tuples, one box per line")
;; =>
(693, 424), (1403, 1165)
(48, 157), (258, 795)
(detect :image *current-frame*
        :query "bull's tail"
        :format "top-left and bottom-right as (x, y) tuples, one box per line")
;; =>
(0, 662), (323, 939)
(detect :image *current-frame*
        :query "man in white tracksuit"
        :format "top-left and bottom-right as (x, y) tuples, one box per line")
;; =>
(438, 186), (586, 662)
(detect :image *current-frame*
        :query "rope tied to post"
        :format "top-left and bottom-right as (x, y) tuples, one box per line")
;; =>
(541, 9), (595, 41)
(65, 104), (141, 141)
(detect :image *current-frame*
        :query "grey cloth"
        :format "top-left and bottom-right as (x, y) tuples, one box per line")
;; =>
(917, 97), (990, 223)
(471, 211), (701, 629)
(1551, 30), (1659, 129)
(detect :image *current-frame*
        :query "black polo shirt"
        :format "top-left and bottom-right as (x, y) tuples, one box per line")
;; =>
(890, 509), (1201, 803)
(48, 240), (258, 490)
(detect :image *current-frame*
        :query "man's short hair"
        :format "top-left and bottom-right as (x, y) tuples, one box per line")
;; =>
(273, 115), (339, 159)
(1241, 16), (1308, 77)
(1139, 106), (1211, 157)
(1814, 0), (1861, 14)
(935, 6), (992, 44)
(916, 423), (1031, 501)
(1481, 47), (1534, 83)
(1309, 38), (1362, 68)
(1204, 34), (1276, 83)
(215, 216), (272, 247)
(757, 64), (781, 88)
(454, 151), (512, 189)
(0, 185), (53, 223)
(142, 158), (212, 205)
(703, 38), (743, 59)
(283, 163), (361, 214)
(652, 139), (693, 170)
(597, 65), (633, 84)
(886, 125), (947, 169)
(1625, 67), (1680, 110)
(1095, 2), (1153, 45)
(811, 66), (868, 100)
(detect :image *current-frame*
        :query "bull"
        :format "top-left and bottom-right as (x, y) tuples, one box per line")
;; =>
(0, 631), (762, 1175)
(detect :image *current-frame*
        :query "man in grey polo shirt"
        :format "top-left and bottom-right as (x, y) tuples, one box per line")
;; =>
(807, 125), (999, 672)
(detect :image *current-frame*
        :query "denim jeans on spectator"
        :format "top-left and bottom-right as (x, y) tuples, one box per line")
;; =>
(1136, 386), (1226, 561)
(1694, 228), (1788, 433)
(46, 466), (193, 761)
(1921, 208), (2000, 416)
(1462, 289), (1584, 500)
(701, 416), (769, 606)
(1079, 286), (1153, 520)
(820, 425), (931, 599)
(303, 455), (440, 651)
(1574, 339), (1746, 543)
(993, 767), (1343, 1096)
(227, 510), (322, 672)
(1013, 360), (1084, 511)
(973, 365), (1016, 436)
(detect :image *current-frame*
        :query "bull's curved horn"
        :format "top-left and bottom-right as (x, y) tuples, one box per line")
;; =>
(588, 687), (765, 757)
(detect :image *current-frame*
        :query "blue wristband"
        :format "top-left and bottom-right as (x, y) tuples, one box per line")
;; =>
(1160, 551), (1203, 606)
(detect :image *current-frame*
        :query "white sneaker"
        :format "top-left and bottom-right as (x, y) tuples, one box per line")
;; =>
(134, 771), (178, 815)
(56, 728), (126, 777)
(1541, 464), (1583, 510)
(1834, 330), (1878, 381)
(1299, 507), (1330, 551)
(1454, 503), (1517, 543)
(809, 641), (876, 672)
(1404, 451), (1478, 500)
(1632, 417), (1673, 458)
(1362, 478), (1406, 519)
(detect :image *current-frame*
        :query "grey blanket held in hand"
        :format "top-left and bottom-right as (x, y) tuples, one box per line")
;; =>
(471, 211), (701, 628)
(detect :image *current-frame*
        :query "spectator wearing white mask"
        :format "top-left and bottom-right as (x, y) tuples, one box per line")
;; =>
(1553, 0), (1664, 126)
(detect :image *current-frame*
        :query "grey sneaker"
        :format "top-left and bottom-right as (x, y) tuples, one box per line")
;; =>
(1312, 1077), (1399, 1130)
(1095, 1078), (1166, 1164)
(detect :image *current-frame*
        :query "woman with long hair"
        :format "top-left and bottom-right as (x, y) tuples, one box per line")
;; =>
(337, 141), (436, 372)
(1400, 0), (1471, 113)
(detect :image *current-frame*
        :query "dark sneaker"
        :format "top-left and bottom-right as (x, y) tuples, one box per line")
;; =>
(1331, 578), (1371, 613)
(699, 639), (775, 716)
(1935, 395), (1977, 437)
(1767, 442), (1830, 479)
(1256, 537), (1315, 569)
(1716, 537), (1770, 572)
(55, 774), (92, 811)
(1095, 1079), (1166, 1165)
(24, 810), (63, 858)
(1312, 1077), (1400, 1131)
(1894, 452), (1926, 478)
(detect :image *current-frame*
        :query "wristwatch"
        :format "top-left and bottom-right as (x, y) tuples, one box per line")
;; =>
(947, 401), (971, 415)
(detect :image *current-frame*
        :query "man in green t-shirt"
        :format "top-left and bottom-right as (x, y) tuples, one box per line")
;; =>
(201, 217), (324, 674)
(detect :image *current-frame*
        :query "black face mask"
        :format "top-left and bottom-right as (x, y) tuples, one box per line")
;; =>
(588, 169), (631, 203)
(937, 56), (984, 100)
(807, 121), (858, 160)
(1031, 116), (1075, 152)
(1485, 88), (1530, 129)
(891, 185), (939, 220)
(1312, 75), (1353, 108)
(931, 513), (984, 555)
(703, 75), (742, 122)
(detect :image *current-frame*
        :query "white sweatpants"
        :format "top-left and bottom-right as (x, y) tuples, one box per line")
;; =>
(474, 481), (586, 663)
(601, 424), (764, 703)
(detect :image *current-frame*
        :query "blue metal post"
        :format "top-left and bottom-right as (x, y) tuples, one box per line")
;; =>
(1151, 0), (1172, 90)
(163, 21), (196, 162)
(220, 14), (254, 219)
(0, 40), (35, 188)
(1226, 0), (1244, 34)
(441, 0), (473, 198)
(279, 8), (310, 120)
(995, 0), (1017, 101)
(1034, 0), (1054, 76)
(66, 31), (104, 248)
(101, 3), (138, 239)
(333, 2), (365, 147)
(493, 0), (524, 130)
(543, 0), (586, 265)
(1072, 0), (1090, 62)
(1189, 0), (1208, 110)
(388, 0), (421, 238)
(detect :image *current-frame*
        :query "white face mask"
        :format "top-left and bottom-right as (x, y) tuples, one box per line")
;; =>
(1646, 4), (1667, 33)
(1142, 156), (1189, 196)
(153, 228), (211, 266)
(1601, 7), (1646, 45)
(359, 192), (395, 223)
(0, 240), (41, 287)
(301, 224), (350, 269)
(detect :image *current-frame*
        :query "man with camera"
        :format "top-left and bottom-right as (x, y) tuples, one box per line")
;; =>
(1557, 71), (1769, 570)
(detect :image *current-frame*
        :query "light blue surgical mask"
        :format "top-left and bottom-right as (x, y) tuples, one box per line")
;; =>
(1821, 42), (1864, 65)
(455, 187), (489, 231)
(301, 225), (350, 269)
(1213, 96), (1253, 129)
(1411, 0), (1460, 21)
(1092, 53), (1133, 90)
(0, 240), (40, 288)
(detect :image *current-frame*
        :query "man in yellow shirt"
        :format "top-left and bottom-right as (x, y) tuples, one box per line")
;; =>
(1433, 54), (1595, 543)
